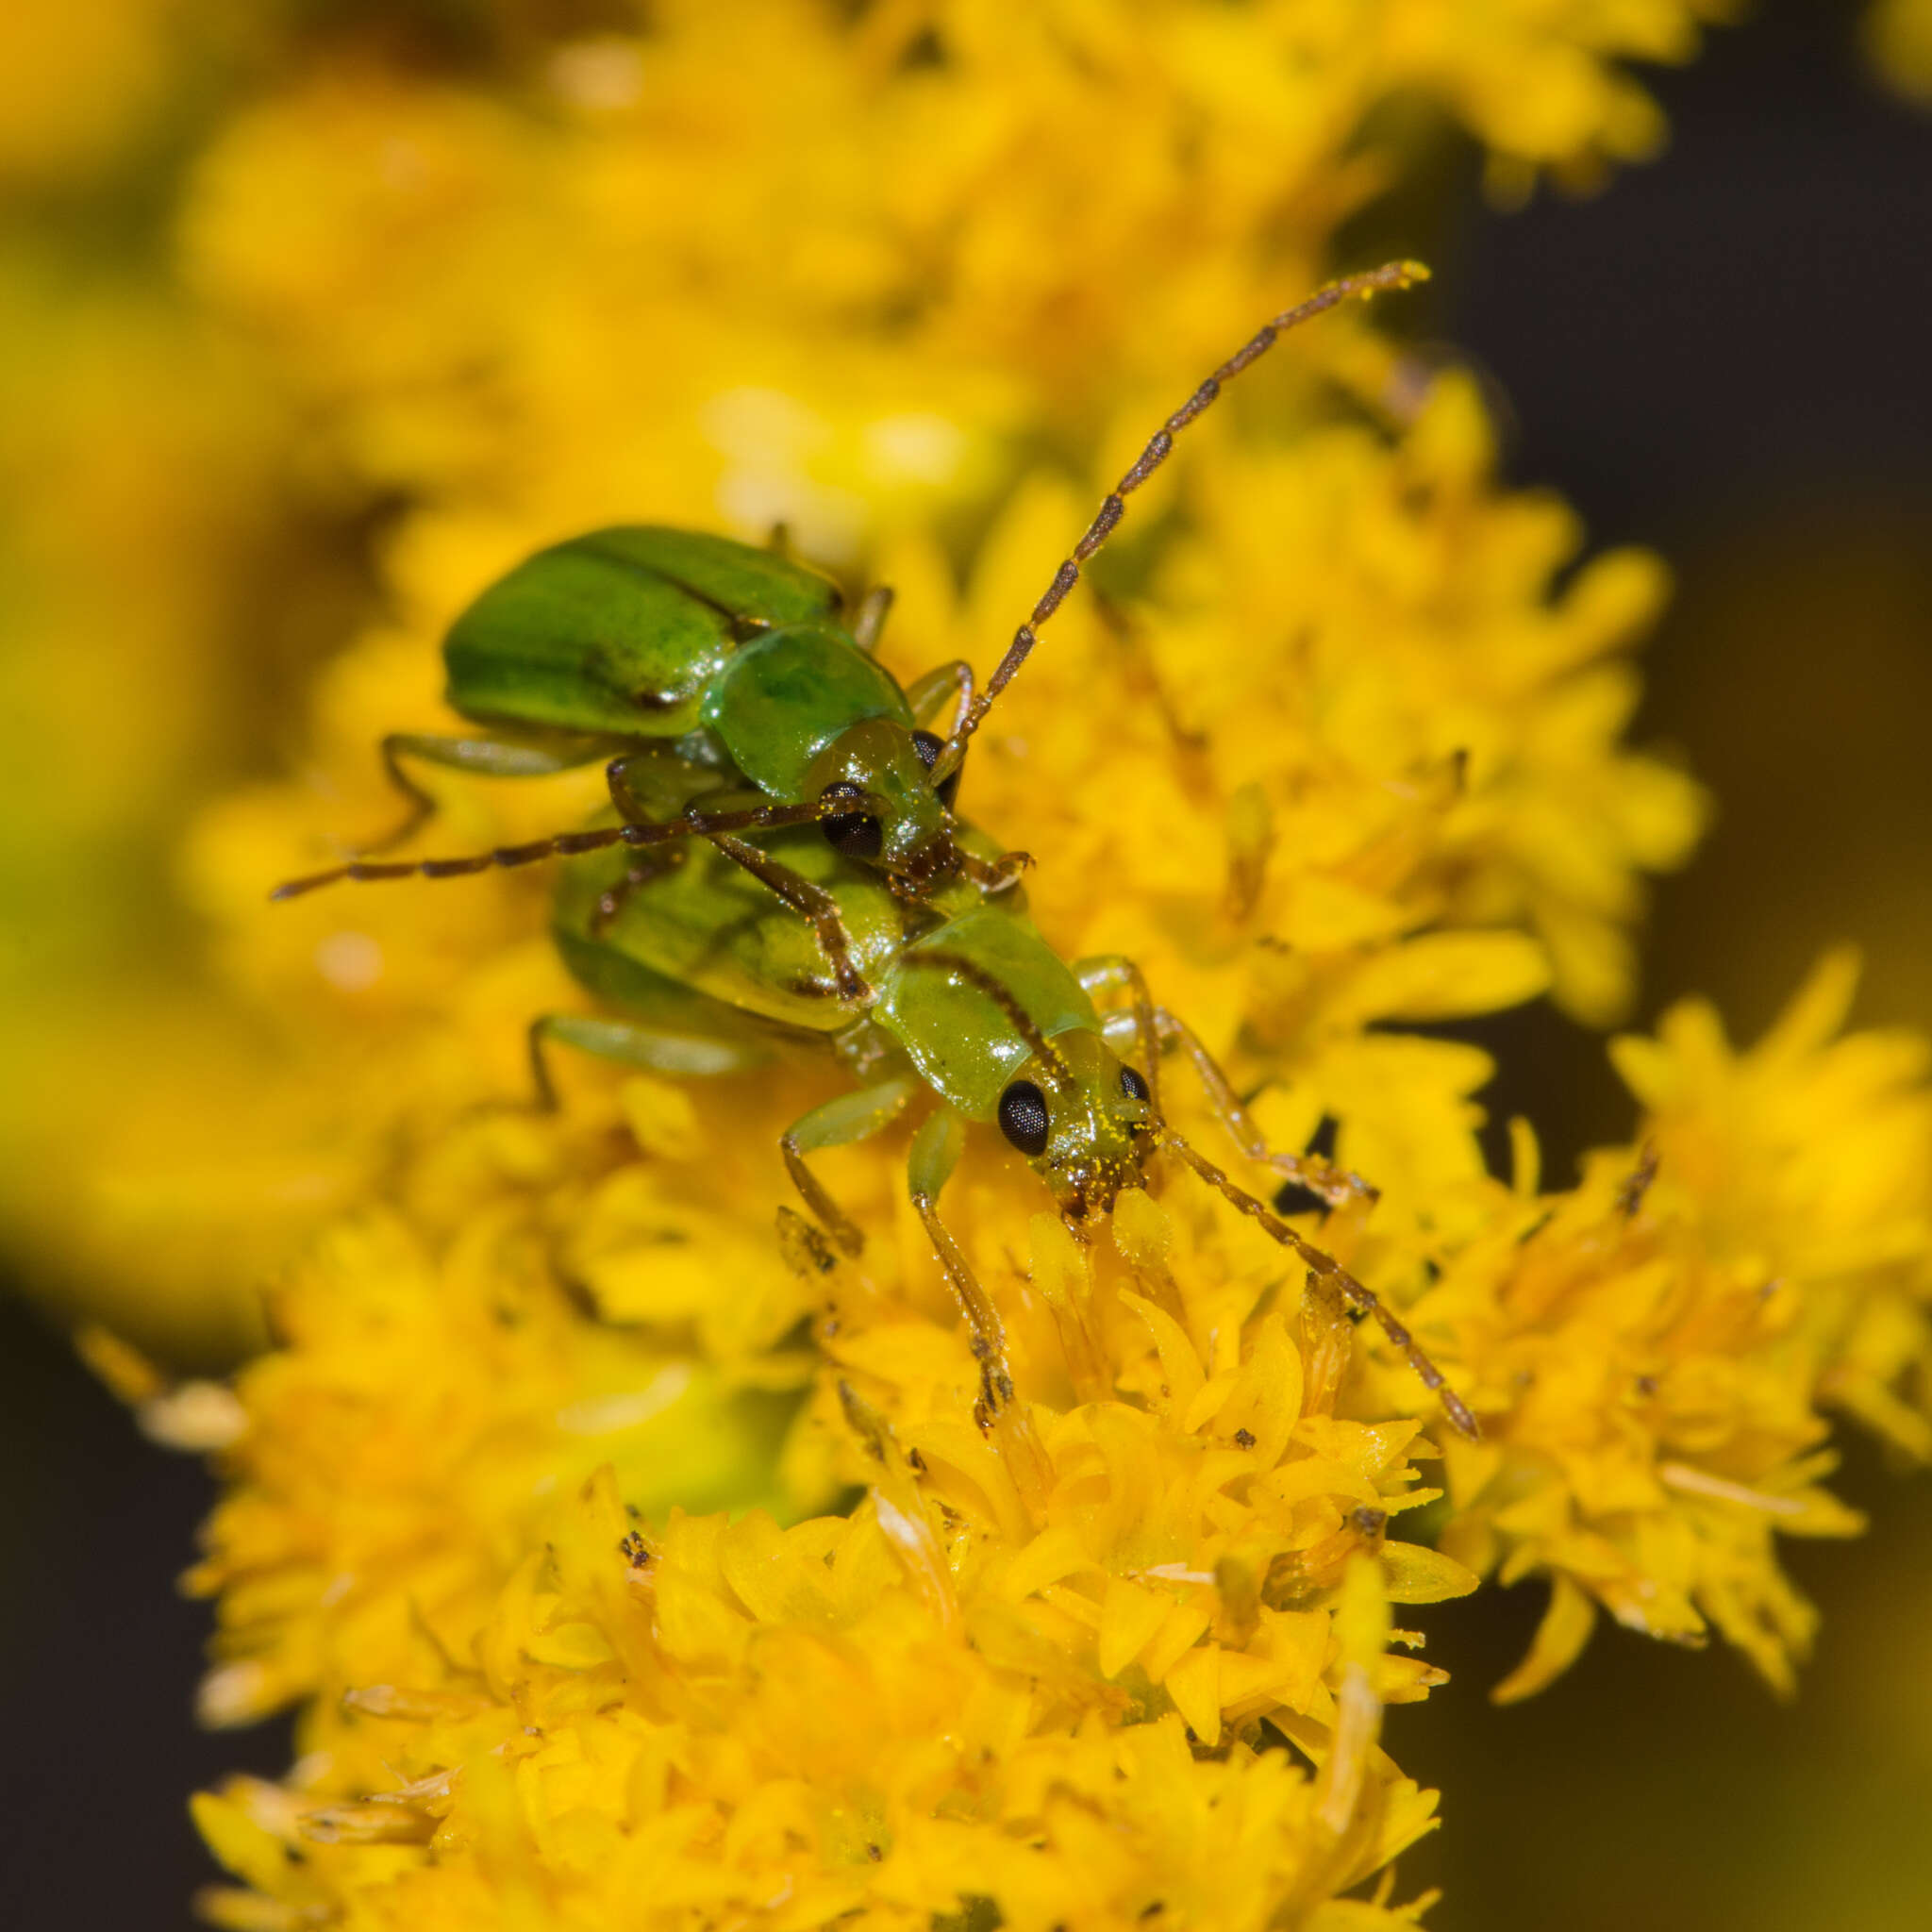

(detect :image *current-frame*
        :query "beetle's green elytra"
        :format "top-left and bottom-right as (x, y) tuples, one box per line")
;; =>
(443, 525), (845, 739)
(878, 905), (1103, 1118)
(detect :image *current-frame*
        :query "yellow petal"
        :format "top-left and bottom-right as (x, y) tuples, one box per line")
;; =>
(1097, 1575), (1172, 1680)
(1491, 1574), (1598, 1704)
(1379, 1542), (1480, 1605)
(1163, 1645), (1222, 1746)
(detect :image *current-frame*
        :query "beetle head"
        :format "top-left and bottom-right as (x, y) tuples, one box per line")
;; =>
(993, 1029), (1157, 1226)
(804, 718), (965, 891)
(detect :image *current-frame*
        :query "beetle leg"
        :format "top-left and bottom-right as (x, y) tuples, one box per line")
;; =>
(588, 845), (690, 937)
(527, 1014), (770, 1110)
(706, 831), (874, 1004)
(908, 1108), (1054, 1509)
(906, 1108), (1005, 1364)
(780, 1076), (920, 1257)
(903, 659), (976, 734)
(907, 659), (1031, 879)
(361, 731), (609, 854)
(602, 747), (714, 824)
(956, 848), (1032, 894)
(852, 585), (896, 653)
(1077, 954), (1374, 1210)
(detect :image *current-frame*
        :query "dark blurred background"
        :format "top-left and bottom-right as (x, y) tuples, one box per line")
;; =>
(4, 1), (1930, 1925)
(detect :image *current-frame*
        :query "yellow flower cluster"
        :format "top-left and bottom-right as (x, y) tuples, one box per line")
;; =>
(1423, 951), (1932, 1696)
(11, 4), (1930, 1928)
(174, 934), (1932, 1925)
(908, 369), (1693, 1028)
(178, 0), (1738, 528)
(172, 422), (1928, 1923)
(189, 1191), (1471, 1929)
(180, 1205), (816, 1731)
(195, 1479), (1442, 1932)
(5, 0), (1731, 1346)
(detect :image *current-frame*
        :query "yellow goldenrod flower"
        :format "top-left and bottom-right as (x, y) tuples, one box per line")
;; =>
(178, 2), (1738, 517)
(192, 1283), (1465, 1929)
(4, 0), (1732, 1347)
(175, 931), (1932, 1919)
(1422, 955), (1929, 1697)
(0, 0), (190, 185)
(41, 371), (1698, 1365)
(10, 8), (1930, 1930)
(899, 370), (1701, 1038)
(170, 883), (1502, 1930)
(1615, 949), (1932, 1464)
(182, 1202), (824, 1731)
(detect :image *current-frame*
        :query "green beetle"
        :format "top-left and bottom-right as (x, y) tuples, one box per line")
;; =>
(534, 773), (1477, 1443)
(276, 524), (1008, 921)
(274, 263), (1428, 991)
(425, 525), (998, 895)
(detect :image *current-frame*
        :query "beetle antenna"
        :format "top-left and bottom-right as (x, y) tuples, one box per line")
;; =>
(1160, 1128), (1478, 1440)
(928, 261), (1428, 786)
(269, 793), (884, 900)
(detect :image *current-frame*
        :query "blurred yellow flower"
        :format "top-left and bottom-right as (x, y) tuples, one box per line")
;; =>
(1867, 0), (1932, 101)
(0, 0), (194, 185)
(178, 0), (1739, 519)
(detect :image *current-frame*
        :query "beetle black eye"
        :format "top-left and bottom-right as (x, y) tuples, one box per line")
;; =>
(911, 728), (961, 811)
(997, 1079), (1050, 1157)
(819, 780), (883, 860)
(1119, 1065), (1150, 1103)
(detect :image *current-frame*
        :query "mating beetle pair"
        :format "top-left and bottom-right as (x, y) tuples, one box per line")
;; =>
(274, 525), (1001, 1000)
(275, 260), (1476, 1439)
